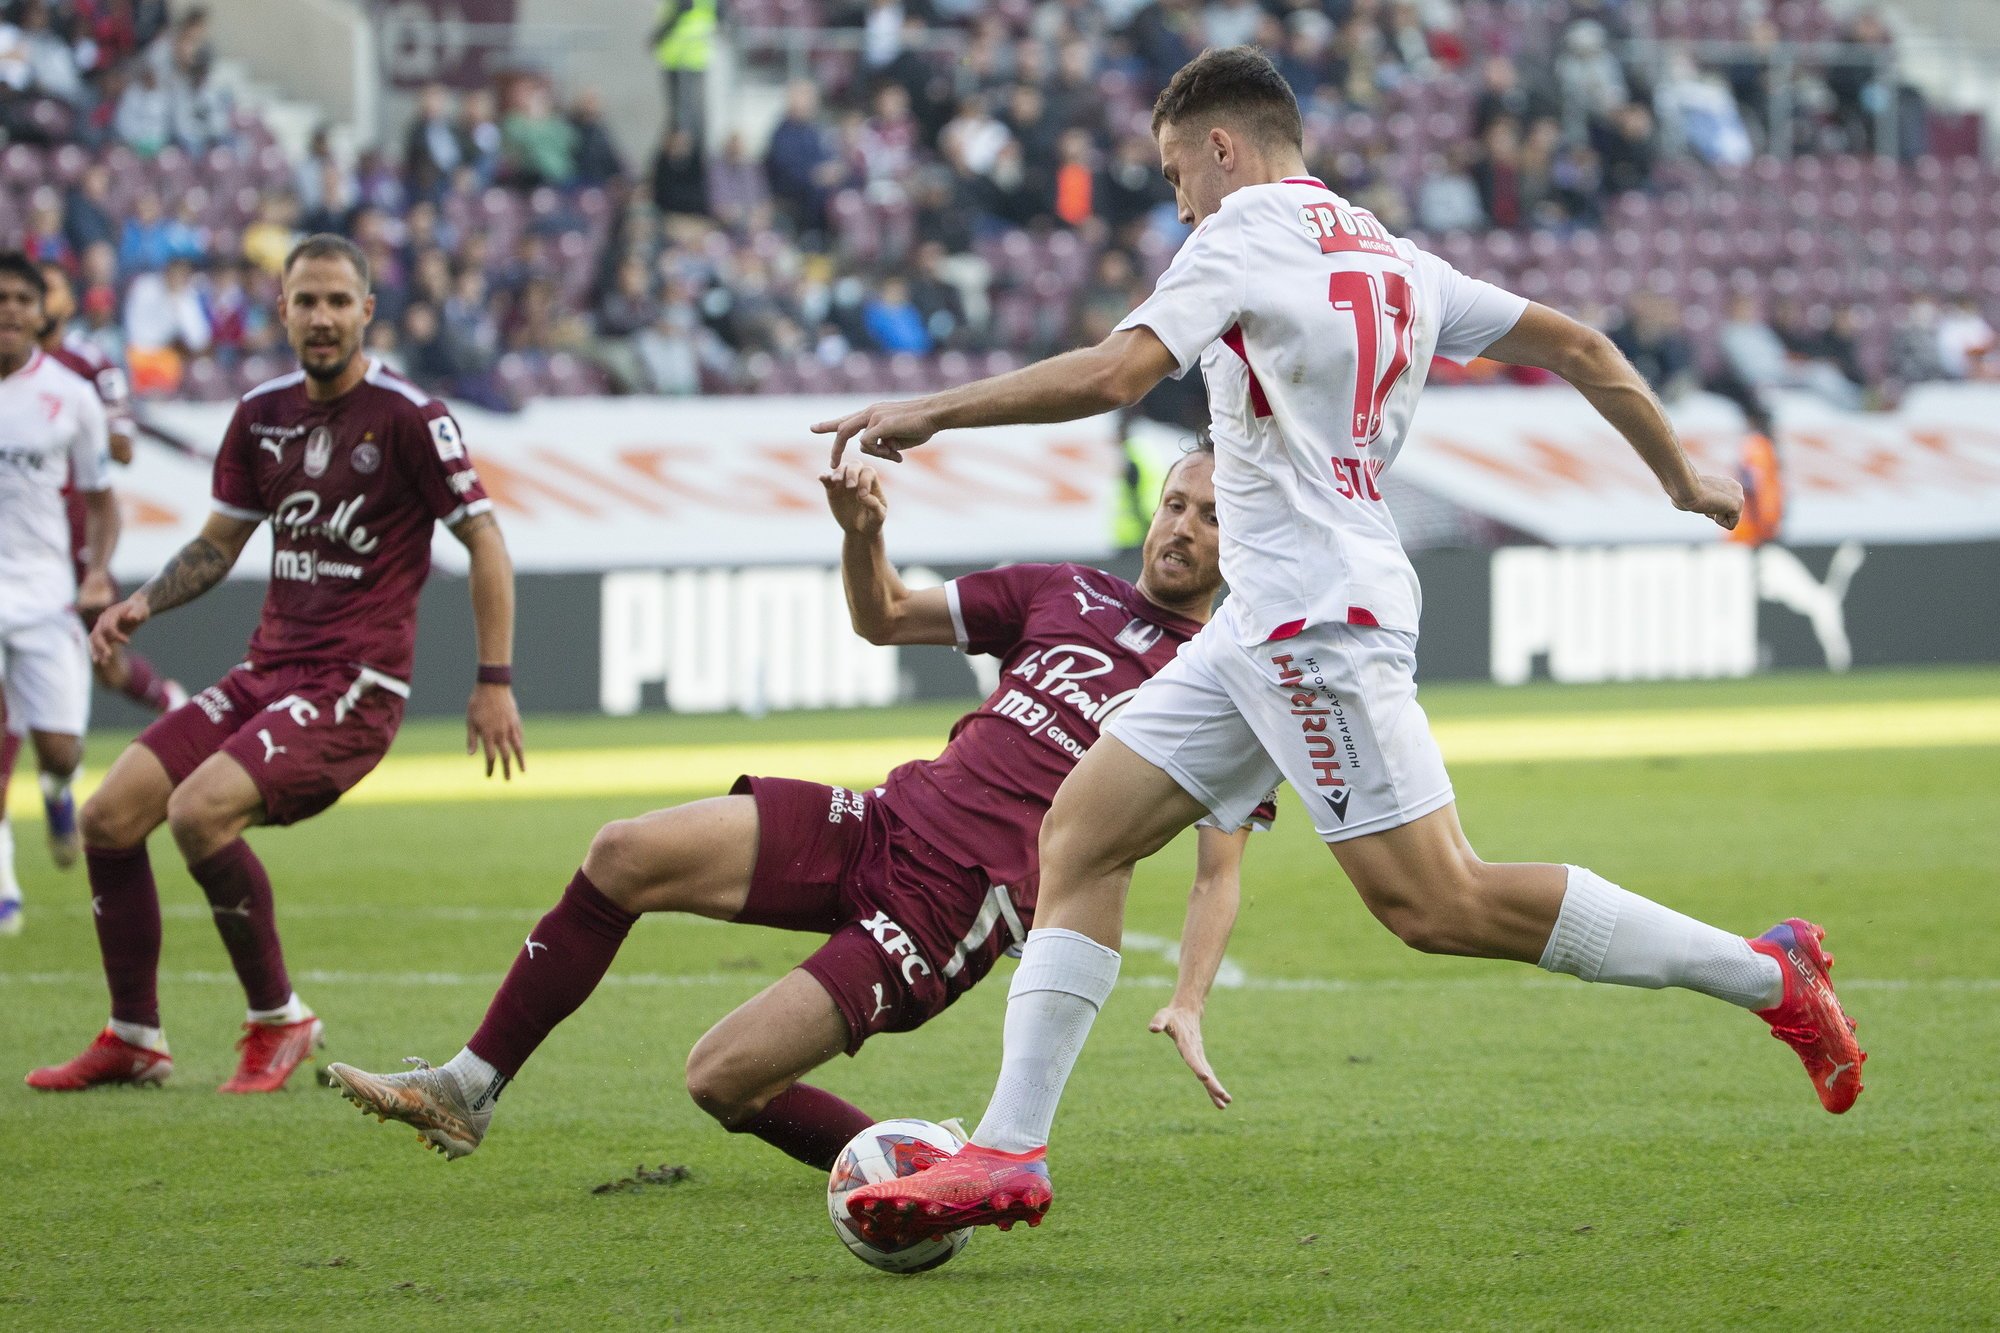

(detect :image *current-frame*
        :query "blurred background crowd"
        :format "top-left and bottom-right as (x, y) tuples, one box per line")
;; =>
(0, 0), (1994, 424)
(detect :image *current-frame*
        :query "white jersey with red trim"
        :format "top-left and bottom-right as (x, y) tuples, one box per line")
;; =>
(1115, 177), (1527, 644)
(0, 348), (110, 626)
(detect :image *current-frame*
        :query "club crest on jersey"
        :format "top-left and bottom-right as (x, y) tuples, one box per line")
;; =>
(1115, 618), (1162, 654)
(304, 426), (333, 478)
(352, 439), (381, 475)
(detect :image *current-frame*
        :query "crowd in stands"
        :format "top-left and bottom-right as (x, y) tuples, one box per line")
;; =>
(0, 0), (1994, 417)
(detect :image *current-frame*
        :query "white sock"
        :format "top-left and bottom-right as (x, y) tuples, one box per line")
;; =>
(109, 1018), (168, 1054)
(441, 1046), (507, 1110)
(1539, 865), (1782, 1009)
(972, 928), (1121, 1154)
(0, 820), (20, 901)
(246, 993), (313, 1025)
(38, 768), (75, 803)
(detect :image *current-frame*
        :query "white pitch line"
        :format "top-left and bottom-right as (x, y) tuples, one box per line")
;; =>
(0, 969), (1990, 993)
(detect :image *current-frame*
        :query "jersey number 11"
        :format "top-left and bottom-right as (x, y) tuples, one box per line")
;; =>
(1327, 270), (1416, 448)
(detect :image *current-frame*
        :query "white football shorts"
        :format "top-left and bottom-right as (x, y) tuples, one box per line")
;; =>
(1104, 614), (1454, 842)
(0, 609), (92, 737)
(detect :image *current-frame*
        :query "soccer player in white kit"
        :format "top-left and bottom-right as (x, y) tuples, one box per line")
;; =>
(0, 252), (116, 935)
(819, 50), (1866, 1243)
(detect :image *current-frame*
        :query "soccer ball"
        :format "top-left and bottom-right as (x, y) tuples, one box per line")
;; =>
(826, 1118), (972, 1274)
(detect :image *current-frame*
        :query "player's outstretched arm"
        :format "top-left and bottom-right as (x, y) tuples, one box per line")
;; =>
(1149, 824), (1250, 1110)
(1483, 302), (1743, 529)
(822, 462), (958, 645)
(811, 326), (1181, 466)
(90, 511), (257, 664)
(453, 510), (526, 780)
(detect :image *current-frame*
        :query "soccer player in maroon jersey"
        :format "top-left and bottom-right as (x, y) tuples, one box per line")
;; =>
(325, 447), (1256, 1166)
(25, 235), (526, 1095)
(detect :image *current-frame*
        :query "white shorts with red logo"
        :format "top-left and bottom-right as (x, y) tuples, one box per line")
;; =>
(1104, 615), (1454, 842)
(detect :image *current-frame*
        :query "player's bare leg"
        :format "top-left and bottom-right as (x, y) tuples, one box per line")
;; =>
(162, 752), (322, 1093)
(683, 968), (873, 1169)
(332, 796), (767, 1156)
(1330, 803), (1864, 1112)
(28, 728), (82, 869)
(27, 745), (176, 1087)
(848, 738), (1207, 1242)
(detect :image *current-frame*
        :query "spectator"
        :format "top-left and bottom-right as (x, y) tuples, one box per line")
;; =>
(570, 90), (626, 186)
(1774, 300), (1866, 399)
(1555, 19), (1628, 135)
(22, 191), (72, 270)
(1052, 128), (1096, 228)
(941, 94), (1012, 178)
(1203, 0), (1263, 52)
(1721, 292), (1862, 408)
(201, 261), (261, 363)
(501, 80), (577, 188)
(161, 5), (225, 151)
(1417, 147), (1484, 233)
(857, 83), (920, 198)
(402, 83), (464, 200)
(1073, 247), (1138, 346)
(862, 276), (931, 354)
(705, 131), (769, 231)
(1098, 133), (1170, 232)
(1472, 118), (1523, 230)
(124, 256), (211, 356)
(590, 255), (659, 391)
(907, 240), (968, 348)
(63, 163), (118, 256)
(1595, 102), (1656, 196)
(1655, 50), (1753, 169)
(650, 127), (708, 218)
(635, 301), (706, 395)
(456, 87), (503, 186)
(114, 62), (171, 154)
(1611, 292), (1699, 400)
(17, 0), (88, 108)
(1935, 296), (1997, 381)
(118, 191), (177, 273)
(242, 192), (300, 276)
(765, 81), (840, 233)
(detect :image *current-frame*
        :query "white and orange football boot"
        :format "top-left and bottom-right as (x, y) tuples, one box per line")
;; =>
(25, 1028), (172, 1091)
(846, 1143), (1053, 1246)
(219, 1017), (324, 1093)
(1749, 918), (1866, 1114)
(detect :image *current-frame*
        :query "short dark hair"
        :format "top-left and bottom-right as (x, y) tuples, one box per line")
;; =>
(283, 233), (371, 291)
(1151, 46), (1303, 150)
(0, 250), (48, 300)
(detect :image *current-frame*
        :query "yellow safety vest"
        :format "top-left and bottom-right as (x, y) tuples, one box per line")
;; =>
(1111, 433), (1176, 550)
(655, 0), (716, 72)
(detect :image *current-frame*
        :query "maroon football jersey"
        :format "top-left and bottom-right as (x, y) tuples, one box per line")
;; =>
(210, 360), (490, 683)
(882, 562), (1213, 898)
(55, 332), (134, 565)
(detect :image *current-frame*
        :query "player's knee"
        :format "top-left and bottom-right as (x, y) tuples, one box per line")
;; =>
(683, 1042), (755, 1126)
(583, 819), (652, 907)
(164, 782), (234, 859)
(1360, 863), (1486, 956)
(80, 789), (148, 849)
(33, 733), (81, 777)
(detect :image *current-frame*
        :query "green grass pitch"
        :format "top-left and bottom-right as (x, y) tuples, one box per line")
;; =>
(4, 668), (1997, 1329)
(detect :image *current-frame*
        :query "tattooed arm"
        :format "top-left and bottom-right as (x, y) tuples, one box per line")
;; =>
(89, 512), (258, 664)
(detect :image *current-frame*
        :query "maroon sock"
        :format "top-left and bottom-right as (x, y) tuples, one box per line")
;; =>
(467, 870), (637, 1078)
(188, 839), (292, 1012)
(85, 845), (164, 1027)
(119, 651), (173, 713)
(731, 1084), (875, 1171)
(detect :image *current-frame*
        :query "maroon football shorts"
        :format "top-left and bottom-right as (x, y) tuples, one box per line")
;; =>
(731, 775), (1028, 1055)
(137, 662), (406, 826)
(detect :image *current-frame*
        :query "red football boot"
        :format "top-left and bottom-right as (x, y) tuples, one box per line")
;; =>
(25, 1029), (172, 1091)
(219, 1017), (325, 1094)
(1749, 918), (1866, 1114)
(846, 1143), (1053, 1246)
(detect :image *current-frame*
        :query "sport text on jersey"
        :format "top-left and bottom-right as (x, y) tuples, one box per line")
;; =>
(1299, 200), (1397, 257)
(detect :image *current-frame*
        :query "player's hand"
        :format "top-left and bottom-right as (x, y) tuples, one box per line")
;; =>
(811, 398), (940, 466)
(819, 462), (888, 536)
(1149, 1003), (1231, 1109)
(76, 570), (116, 618)
(467, 683), (526, 780)
(1673, 473), (1744, 530)
(89, 590), (150, 665)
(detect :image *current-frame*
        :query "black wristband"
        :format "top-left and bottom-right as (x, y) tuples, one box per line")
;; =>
(477, 664), (513, 686)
